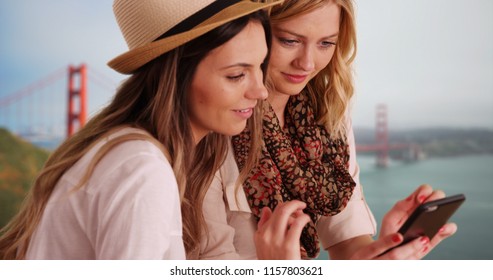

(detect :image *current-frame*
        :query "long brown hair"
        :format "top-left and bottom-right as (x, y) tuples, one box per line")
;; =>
(0, 10), (271, 260)
(267, 0), (357, 137)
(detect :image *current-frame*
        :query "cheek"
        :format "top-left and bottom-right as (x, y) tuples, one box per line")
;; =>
(315, 50), (335, 72)
(325, 48), (337, 64)
(189, 86), (226, 117)
(192, 93), (207, 105)
(269, 46), (290, 70)
(190, 74), (217, 105)
(188, 82), (211, 119)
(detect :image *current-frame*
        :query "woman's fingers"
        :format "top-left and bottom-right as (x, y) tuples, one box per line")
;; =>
(423, 189), (446, 203)
(391, 185), (433, 218)
(268, 201), (307, 240)
(285, 211), (311, 245)
(394, 223), (456, 260)
(254, 200), (309, 259)
(351, 233), (403, 259)
(352, 232), (431, 260)
(380, 184), (447, 236)
(428, 222), (457, 249)
(257, 206), (272, 230)
(410, 184), (434, 204)
(389, 236), (431, 260)
(381, 185), (431, 235)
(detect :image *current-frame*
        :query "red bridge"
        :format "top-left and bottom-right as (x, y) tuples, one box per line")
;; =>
(0, 64), (115, 144)
(356, 104), (423, 167)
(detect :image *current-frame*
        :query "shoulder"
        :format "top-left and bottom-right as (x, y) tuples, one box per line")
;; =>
(85, 128), (180, 225)
(101, 127), (168, 162)
(95, 127), (174, 184)
(65, 127), (176, 194)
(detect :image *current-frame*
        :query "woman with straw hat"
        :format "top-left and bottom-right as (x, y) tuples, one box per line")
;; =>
(0, 0), (311, 260)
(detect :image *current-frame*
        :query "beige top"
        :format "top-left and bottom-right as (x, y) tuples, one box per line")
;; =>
(199, 119), (377, 260)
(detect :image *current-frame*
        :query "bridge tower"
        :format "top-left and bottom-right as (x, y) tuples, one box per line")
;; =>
(67, 64), (87, 137)
(375, 104), (389, 167)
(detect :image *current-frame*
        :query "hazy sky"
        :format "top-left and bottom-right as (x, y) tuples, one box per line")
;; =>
(353, 0), (493, 129)
(1, 0), (492, 131)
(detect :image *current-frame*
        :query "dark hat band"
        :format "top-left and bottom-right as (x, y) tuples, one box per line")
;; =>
(158, 0), (242, 40)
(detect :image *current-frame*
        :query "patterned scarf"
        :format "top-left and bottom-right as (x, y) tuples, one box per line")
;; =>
(232, 91), (356, 258)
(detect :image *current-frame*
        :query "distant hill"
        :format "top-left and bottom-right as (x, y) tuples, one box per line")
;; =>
(0, 127), (50, 228)
(355, 127), (493, 157)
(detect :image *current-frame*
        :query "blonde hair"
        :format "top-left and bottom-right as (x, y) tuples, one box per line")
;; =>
(267, 0), (357, 137)
(0, 11), (271, 260)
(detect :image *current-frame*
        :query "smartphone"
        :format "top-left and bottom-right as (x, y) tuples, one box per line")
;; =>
(398, 193), (466, 244)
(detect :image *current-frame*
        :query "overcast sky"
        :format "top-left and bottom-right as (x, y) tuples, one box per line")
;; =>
(1, 0), (492, 131)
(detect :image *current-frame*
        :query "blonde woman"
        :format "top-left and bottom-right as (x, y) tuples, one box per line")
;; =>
(0, 0), (309, 260)
(201, 0), (457, 260)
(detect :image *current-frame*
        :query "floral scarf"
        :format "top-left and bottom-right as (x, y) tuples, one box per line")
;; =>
(232, 91), (356, 258)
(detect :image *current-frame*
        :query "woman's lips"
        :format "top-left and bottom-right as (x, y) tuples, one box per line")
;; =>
(232, 108), (254, 119)
(282, 73), (308, 84)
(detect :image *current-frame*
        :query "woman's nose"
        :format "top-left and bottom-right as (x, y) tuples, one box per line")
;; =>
(294, 47), (315, 71)
(246, 70), (268, 100)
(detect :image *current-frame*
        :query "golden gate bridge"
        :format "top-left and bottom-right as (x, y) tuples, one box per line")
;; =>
(357, 104), (424, 167)
(0, 64), (116, 148)
(0, 65), (421, 167)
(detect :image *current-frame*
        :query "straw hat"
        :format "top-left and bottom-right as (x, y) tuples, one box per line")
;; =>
(108, 0), (283, 74)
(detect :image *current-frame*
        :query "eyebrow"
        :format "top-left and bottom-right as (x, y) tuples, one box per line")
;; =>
(219, 63), (254, 70)
(275, 28), (339, 40)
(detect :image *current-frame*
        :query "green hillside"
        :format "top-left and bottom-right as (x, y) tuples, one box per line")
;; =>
(0, 127), (50, 228)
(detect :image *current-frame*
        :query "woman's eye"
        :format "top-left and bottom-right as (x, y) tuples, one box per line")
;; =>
(279, 37), (299, 46)
(320, 41), (336, 48)
(226, 73), (245, 81)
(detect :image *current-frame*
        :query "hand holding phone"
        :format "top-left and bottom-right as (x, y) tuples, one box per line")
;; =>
(398, 193), (465, 244)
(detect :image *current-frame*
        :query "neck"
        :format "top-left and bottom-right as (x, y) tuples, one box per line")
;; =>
(267, 91), (291, 128)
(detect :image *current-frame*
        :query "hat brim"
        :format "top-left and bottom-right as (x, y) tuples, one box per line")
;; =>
(108, 0), (282, 74)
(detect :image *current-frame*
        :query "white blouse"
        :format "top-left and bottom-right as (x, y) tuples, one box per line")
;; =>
(26, 127), (185, 259)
